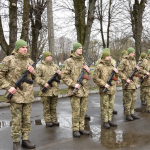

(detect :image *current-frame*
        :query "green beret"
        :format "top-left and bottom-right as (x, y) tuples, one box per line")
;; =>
(72, 42), (82, 53)
(141, 53), (147, 59)
(43, 51), (52, 60)
(121, 50), (127, 56)
(103, 48), (110, 53)
(102, 51), (110, 59)
(148, 49), (150, 55)
(127, 47), (135, 54)
(15, 39), (27, 51)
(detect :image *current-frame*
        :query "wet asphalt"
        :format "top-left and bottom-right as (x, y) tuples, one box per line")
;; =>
(0, 89), (150, 150)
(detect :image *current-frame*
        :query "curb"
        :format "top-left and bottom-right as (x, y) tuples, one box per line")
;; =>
(0, 86), (136, 108)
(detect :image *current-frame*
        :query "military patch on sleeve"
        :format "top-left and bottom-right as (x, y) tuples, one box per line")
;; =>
(93, 71), (96, 75)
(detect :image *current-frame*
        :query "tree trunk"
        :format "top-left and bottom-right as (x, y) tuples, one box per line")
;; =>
(130, 0), (147, 62)
(20, 0), (30, 42)
(47, 0), (55, 60)
(73, 0), (96, 61)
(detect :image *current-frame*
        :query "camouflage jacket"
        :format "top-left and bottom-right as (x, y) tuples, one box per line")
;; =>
(61, 53), (90, 97)
(35, 60), (60, 96)
(93, 59), (118, 95)
(0, 50), (35, 103)
(117, 55), (138, 90)
(138, 56), (150, 86)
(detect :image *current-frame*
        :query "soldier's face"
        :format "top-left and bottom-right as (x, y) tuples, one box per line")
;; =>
(75, 47), (82, 56)
(105, 55), (111, 60)
(18, 46), (27, 55)
(45, 55), (52, 62)
(129, 51), (135, 57)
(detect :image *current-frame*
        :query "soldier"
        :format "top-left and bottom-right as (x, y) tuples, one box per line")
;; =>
(96, 48), (118, 115)
(93, 51), (118, 129)
(61, 42), (90, 138)
(0, 39), (36, 150)
(138, 53), (147, 105)
(118, 47), (140, 121)
(120, 50), (127, 109)
(35, 51), (61, 127)
(138, 51), (150, 112)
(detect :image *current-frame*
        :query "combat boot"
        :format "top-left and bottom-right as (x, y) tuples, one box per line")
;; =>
(108, 121), (117, 127)
(46, 122), (53, 127)
(141, 101), (146, 105)
(103, 122), (110, 129)
(126, 115), (133, 121)
(13, 141), (22, 150)
(22, 139), (36, 149)
(73, 131), (80, 138)
(85, 114), (90, 119)
(79, 129), (90, 135)
(113, 110), (117, 114)
(53, 121), (59, 126)
(131, 114), (140, 119)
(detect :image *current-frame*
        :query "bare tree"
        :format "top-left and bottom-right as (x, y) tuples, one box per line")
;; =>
(73, 0), (97, 61)
(0, 0), (30, 55)
(128, 0), (147, 61)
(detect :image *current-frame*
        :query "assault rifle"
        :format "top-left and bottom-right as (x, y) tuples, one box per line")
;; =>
(73, 57), (95, 95)
(125, 58), (144, 88)
(6, 56), (43, 100)
(41, 69), (61, 93)
(103, 59), (122, 94)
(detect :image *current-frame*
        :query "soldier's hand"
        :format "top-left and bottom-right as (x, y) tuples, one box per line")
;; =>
(116, 81), (119, 85)
(84, 65), (90, 72)
(147, 72), (150, 76)
(136, 66), (139, 70)
(44, 83), (49, 88)
(113, 68), (118, 73)
(57, 70), (61, 76)
(105, 84), (109, 89)
(28, 66), (35, 74)
(127, 79), (131, 83)
(8, 87), (17, 95)
(75, 84), (80, 89)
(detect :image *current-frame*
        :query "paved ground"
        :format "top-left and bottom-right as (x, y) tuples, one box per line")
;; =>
(0, 89), (150, 150)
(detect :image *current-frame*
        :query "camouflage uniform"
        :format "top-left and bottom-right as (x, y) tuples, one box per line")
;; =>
(35, 60), (60, 123)
(138, 57), (150, 110)
(61, 53), (90, 131)
(93, 59), (118, 122)
(118, 55), (138, 115)
(0, 50), (35, 142)
(96, 56), (117, 113)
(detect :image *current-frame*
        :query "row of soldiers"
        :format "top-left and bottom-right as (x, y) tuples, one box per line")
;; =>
(0, 39), (148, 150)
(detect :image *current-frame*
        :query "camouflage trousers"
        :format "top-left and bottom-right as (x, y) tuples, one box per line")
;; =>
(10, 103), (32, 142)
(70, 96), (87, 131)
(100, 94), (114, 122)
(140, 86), (145, 103)
(41, 96), (58, 123)
(122, 85), (125, 107)
(142, 87), (150, 110)
(123, 89), (137, 115)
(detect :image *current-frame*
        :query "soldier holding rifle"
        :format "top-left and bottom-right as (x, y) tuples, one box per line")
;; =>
(35, 51), (61, 127)
(138, 50), (150, 113)
(61, 42), (90, 138)
(118, 47), (140, 121)
(93, 51), (118, 129)
(0, 39), (36, 150)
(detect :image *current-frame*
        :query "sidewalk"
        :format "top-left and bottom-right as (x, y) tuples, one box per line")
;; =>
(0, 87), (123, 108)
